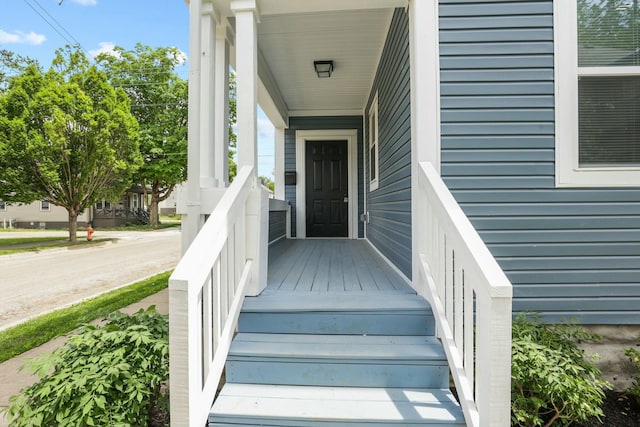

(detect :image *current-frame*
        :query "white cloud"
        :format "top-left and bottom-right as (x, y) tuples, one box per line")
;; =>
(0, 29), (46, 45)
(89, 41), (119, 58)
(71, 0), (97, 6)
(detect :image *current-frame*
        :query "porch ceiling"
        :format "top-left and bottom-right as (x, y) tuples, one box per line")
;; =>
(256, 8), (394, 118)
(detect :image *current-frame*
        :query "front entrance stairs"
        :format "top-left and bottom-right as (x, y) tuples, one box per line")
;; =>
(209, 292), (465, 426)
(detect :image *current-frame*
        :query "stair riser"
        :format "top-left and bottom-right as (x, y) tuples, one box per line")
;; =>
(226, 360), (449, 388)
(238, 312), (435, 335)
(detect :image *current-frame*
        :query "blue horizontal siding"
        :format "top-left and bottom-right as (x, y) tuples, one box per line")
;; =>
(439, 0), (640, 324)
(365, 8), (412, 279)
(268, 211), (286, 243)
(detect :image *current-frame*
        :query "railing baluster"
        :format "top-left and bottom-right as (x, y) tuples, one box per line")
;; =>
(212, 258), (221, 354)
(454, 267), (464, 353)
(464, 275), (475, 387)
(202, 269), (214, 378)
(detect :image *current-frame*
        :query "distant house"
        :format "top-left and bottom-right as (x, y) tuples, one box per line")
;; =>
(0, 199), (90, 229)
(168, 1), (640, 426)
(1, 186), (149, 229)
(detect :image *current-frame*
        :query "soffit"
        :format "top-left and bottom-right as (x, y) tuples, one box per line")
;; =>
(256, 9), (394, 116)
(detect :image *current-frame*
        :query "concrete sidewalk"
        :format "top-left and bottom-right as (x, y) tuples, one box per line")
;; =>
(0, 288), (169, 427)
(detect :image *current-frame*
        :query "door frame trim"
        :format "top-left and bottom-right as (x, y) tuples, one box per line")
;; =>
(295, 129), (358, 239)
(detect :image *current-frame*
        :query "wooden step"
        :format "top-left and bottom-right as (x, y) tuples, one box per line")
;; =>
(239, 293), (435, 335)
(226, 333), (449, 388)
(209, 384), (465, 426)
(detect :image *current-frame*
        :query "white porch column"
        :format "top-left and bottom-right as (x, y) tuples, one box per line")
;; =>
(182, 0), (204, 254)
(200, 3), (218, 189)
(231, 0), (267, 296)
(215, 25), (232, 187)
(409, 0), (441, 280)
(274, 126), (285, 199)
(231, 0), (259, 176)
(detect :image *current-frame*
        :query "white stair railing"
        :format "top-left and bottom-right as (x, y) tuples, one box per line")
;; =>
(415, 161), (512, 427)
(169, 165), (266, 427)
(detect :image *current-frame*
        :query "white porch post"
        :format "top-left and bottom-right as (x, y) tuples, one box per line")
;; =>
(231, 0), (258, 175)
(274, 126), (285, 199)
(182, 0), (204, 254)
(409, 0), (441, 283)
(200, 3), (218, 189)
(231, 0), (267, 296)
(215, 25), (232, 187)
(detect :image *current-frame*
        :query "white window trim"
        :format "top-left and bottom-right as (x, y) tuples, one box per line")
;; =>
(0, 200), (6, 211)
(368, 93), (380, 191)
(295, 129), (358, 239)
(40, 200), (50, 211)
(555, 0), (640, 187)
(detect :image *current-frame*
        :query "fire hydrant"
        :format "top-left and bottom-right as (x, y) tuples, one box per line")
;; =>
(87, 224), (94, 241)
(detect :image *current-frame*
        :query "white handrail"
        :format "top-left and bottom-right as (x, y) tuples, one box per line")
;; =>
(169, 165), (257, 427)
(416, 161), (512, 427)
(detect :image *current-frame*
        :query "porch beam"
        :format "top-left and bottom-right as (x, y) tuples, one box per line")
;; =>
(258, 50), (288, 129)
(231, 0), (259, 175)
(214, 0), (407, 17)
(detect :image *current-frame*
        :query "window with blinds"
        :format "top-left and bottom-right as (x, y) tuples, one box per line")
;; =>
(368, 92), (379, 191)
(578, 0), (640, 166)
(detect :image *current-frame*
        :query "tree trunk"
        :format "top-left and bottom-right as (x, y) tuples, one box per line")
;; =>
(68, 210), (78, 242)
(150, 196), (159, 228)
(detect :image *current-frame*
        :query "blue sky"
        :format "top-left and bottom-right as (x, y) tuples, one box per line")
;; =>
(2, 0), (275, 179)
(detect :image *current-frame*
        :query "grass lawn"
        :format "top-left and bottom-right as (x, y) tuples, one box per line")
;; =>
(0, 237), (110, 255)
(101, 222), (180, 232)
(0, 270), (171, 363)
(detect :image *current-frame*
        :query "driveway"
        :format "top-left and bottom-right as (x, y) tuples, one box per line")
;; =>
(0, 229), (181, 330)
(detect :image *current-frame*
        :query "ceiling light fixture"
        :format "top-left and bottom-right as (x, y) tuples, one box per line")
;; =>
(314, 60), (334, 78)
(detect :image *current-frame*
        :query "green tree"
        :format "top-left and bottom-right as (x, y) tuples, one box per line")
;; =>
(228, 71), (237, 182)
(0, 47), (141, 241)
(0, 50), (37, 91)
(97, 44), (187, 227)
(259, 175), (274, 192)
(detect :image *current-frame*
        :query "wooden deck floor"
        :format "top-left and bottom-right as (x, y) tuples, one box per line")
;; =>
(267, 239), (412, 293)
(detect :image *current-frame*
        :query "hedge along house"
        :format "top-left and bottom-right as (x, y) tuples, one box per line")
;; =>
(170, 1), (640, 426)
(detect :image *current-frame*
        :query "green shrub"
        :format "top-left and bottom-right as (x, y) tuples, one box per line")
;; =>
(625, 346), (640, 406)
(3, 307), (169, 427)
(511, 314), (611, 427)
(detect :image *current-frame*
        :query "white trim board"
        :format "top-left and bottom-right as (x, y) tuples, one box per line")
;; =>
(554, 0), (640, 187)
(365, 238), (412, 287)
(295, 129), (359, 239)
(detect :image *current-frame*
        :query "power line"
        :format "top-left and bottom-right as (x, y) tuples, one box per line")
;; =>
(21, 0), (94, 62)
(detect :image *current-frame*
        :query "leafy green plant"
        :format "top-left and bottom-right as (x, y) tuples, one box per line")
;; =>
(511, 314), (611, 427)
(0, 270), (170, 363)
(625, 346), (640, 406)
(3, 307), (169, 427)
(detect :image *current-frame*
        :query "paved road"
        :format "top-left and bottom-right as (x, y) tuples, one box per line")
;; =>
(0, 229), (181, 330)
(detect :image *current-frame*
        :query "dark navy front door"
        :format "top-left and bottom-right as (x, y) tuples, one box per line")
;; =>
(305, 140), (348, 237)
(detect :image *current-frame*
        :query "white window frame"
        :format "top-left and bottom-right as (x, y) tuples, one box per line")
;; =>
(0, 200), (5, 211)
(368, 92), (380, 191)
(555, 0), (640, 187)
(40, 200), (50, 211)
